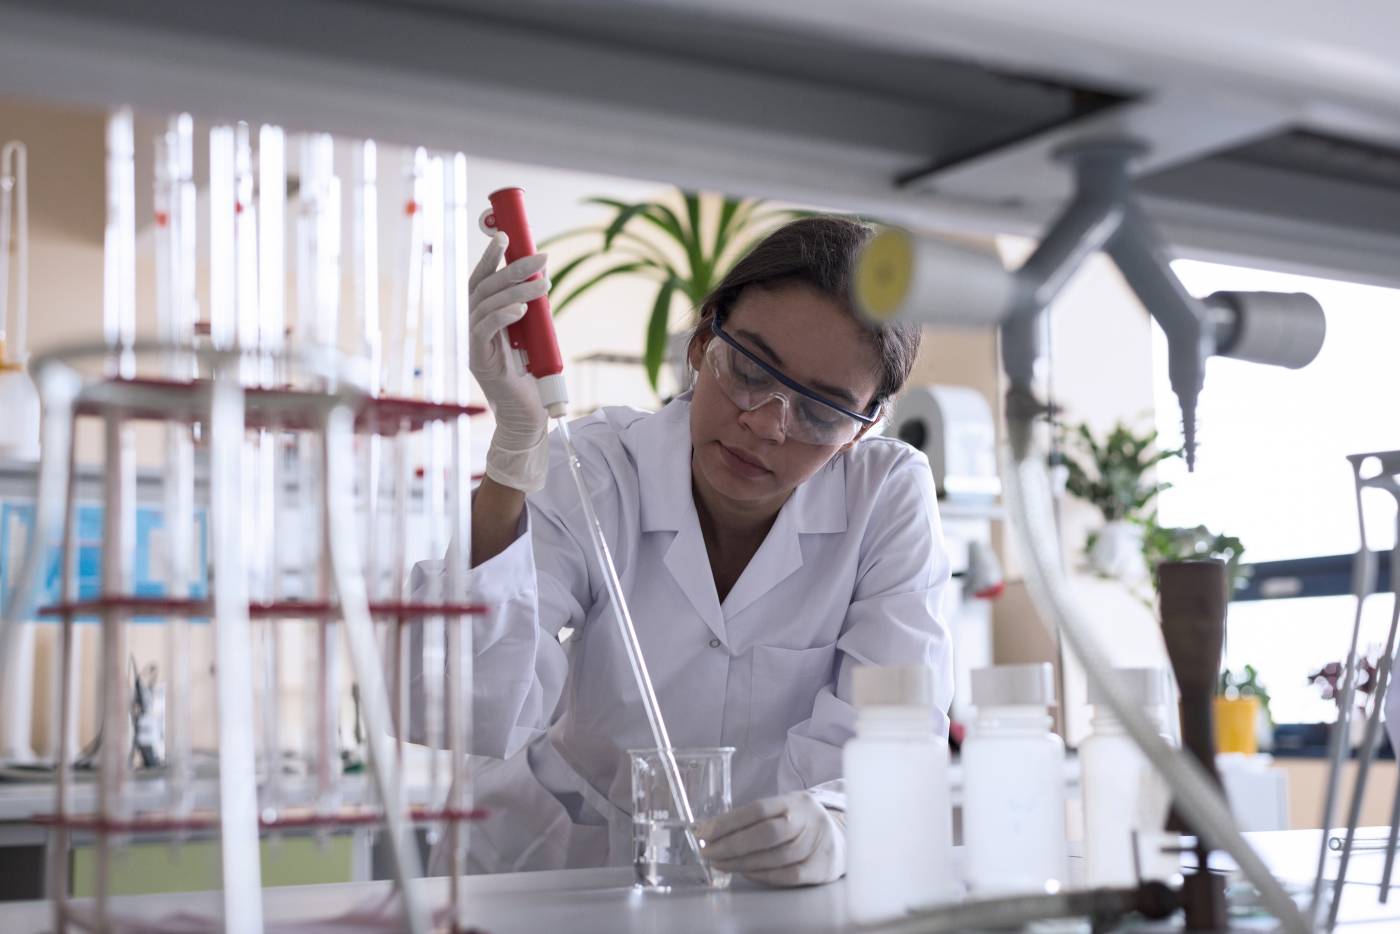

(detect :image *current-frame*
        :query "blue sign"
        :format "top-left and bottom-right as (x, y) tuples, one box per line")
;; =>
(0, 500), (209, 622)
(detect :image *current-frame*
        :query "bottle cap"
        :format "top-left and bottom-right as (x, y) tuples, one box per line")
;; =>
(971, 663), (1056, 707)
(852, 665), (936, 708)
(1088, 667), (1172, 708)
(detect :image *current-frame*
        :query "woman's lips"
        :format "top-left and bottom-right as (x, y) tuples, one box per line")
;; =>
(718, 442), (770, 478)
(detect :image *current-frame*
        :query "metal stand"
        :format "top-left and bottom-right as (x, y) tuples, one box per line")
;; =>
(1317, 451), (1400, 928)
(0, 342), (484, 932)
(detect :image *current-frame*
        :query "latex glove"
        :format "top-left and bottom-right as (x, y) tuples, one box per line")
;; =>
(468, 232), (553, 492)
(695, 790), (847, 887)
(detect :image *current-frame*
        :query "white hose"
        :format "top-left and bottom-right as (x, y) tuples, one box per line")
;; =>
(1001, 427), (1310, 933)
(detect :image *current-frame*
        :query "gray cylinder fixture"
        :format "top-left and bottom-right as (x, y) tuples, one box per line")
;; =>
(1206, 290), (1326, 370)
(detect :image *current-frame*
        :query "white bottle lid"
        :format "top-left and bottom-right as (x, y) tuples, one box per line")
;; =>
(970, 663), (1055, 708)
(853, 665), (936, 708)
(1087, 667), (1172, 709)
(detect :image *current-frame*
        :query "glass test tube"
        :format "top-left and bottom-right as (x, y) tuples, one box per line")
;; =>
(443, 151), (473, 922)
(354, 140), (382, 603)
(297, 133), (342, 827)
(391, 150), (426, 780)
(421, 155), (448, 841)
(259, 125), (286, 818)
(0, 139), (27, 364)
(209, 126), (237, 352)
(47, 436), (80, 929)
(97, 108), (139, 917)
(166, 114), (197, 827)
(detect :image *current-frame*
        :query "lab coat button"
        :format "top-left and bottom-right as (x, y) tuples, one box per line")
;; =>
(708, 638), (721, 648)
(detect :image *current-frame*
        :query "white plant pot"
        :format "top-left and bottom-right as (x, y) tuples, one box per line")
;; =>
(1089, 519), (1148, 583)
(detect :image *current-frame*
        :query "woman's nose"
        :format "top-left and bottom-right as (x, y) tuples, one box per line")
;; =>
(738, 395), (787, 442)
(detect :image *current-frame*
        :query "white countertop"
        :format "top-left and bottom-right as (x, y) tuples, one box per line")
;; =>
(2, 831), (1399, 932)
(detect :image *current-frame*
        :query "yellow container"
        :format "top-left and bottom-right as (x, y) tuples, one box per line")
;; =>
(1215, 695), (1260, 755)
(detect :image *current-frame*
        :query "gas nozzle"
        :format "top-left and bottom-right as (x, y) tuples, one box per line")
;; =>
(480, 187), (569, 418)
(1205, 290), (1326, 370)
(851, 139), (1329, 472)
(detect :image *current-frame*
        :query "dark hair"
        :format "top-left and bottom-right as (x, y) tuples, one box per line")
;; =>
(687, 215), (920, 416)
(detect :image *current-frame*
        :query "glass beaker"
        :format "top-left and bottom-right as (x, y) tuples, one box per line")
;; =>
(628, 746), (735, 891)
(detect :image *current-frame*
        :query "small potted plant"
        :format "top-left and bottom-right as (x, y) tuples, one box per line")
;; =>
(1218, 665), (1273, 755)
(1141, 517), (1250, 594)
(1310, 651), (1381, 751)
(1054, 421), (1180, 583)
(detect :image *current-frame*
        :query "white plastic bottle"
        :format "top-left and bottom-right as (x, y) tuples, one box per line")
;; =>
(844, 665), (956, 923)
(1080, 667), (1178, 887)
(961, 663), (1068, 895)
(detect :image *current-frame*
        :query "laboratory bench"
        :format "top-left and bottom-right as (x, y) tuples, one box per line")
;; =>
(2, 831), (1398, 932)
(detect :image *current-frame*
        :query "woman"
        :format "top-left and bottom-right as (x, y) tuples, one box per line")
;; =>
(412, 216), (952, 886)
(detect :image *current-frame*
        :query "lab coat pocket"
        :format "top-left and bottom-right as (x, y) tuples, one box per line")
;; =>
(748, 642), (838, 756)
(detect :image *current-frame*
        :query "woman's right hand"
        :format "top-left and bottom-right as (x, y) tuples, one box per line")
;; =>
(469, 232), (552, 493)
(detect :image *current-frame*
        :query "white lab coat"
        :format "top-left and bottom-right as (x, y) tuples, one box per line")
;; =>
(408, 392), (953, 873)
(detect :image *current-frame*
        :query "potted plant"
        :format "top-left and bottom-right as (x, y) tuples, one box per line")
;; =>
(1310, 651), (1381, 750)
(1218, 665), (1273, 754)
(1141, 517), (1250, 595)
(1053, 421), (1180, 582)
(541, 190), (803, 394)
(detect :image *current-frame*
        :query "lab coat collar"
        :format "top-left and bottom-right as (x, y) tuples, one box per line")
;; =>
(629, 394), (849, 639)
(633, 395), (695, 534)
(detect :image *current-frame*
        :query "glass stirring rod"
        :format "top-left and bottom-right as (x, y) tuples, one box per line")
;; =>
(554, 418), (713, 882)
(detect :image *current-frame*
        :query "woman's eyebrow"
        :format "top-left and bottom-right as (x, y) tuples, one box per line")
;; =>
(735, 327), (860, 406)
(735, 328), (785, 367)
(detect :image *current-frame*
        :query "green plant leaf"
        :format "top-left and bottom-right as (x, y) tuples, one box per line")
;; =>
(544, 252), (600, 309)
(583, 196), (633, 213)
(552, 261), (658, 316)
(712, 196), (749, 261)
(683, 192), (710, 295)
(535, 188), (806, 387)
(586, 197), (694, 271)
(711, 205), (795, 272)
(683, 192), (702, 244)
(1059, 419), (1183, 524)
(646, 202), (693, 256)
(614, 230), (677, 271)
(644, 278), (678, 391)
(603, 202), (654, 251)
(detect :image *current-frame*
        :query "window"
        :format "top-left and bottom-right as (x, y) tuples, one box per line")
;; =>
(1151, 260), (1400, 724)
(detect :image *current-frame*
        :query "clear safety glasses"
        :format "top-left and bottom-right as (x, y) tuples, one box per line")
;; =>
(704, 315), (878, 446)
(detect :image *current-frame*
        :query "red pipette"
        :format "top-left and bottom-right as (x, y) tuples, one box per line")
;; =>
(480, 187), (569, 418)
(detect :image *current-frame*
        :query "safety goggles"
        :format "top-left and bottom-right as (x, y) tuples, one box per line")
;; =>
(704, 315), (879, 446)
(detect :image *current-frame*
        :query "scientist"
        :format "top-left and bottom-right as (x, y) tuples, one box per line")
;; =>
(412, 216), (952, 886)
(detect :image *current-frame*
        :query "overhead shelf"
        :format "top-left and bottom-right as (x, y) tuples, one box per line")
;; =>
(1, 0), (1398, 281)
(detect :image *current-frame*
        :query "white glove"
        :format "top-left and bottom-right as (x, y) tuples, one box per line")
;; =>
(695, 790), (847, 887)
(468, 232), (552, 493)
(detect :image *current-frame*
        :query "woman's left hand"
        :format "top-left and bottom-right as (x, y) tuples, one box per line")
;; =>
(695, 791), (846, 886)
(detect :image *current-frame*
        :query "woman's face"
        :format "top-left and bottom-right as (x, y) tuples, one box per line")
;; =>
(688, 282), (881, 520)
